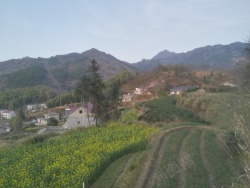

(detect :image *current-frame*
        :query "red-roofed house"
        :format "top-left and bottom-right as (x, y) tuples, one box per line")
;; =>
(63, 103), (95, 129)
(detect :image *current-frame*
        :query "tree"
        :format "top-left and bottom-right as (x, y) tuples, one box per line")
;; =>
(47, 117), (59, 126)
(75, 59), (122, 125)
(17, 108), (25, 120)
(75, 59), (105, 126)
(10, 116), (23, 132)
(103, 80), (121, 120)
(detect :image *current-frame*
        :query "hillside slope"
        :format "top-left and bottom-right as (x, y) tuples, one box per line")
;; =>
(132, 42), (247, 71)
(0, 49), (135, 92)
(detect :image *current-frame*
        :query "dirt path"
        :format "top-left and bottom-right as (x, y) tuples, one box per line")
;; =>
(200, 131), (216, 188)
(136, 125), (207, 188)
(177, 130), (193, 188)
(111, 154), (133, 188)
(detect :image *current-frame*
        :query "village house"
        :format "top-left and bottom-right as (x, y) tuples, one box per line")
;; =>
(27, 103), (47, 111)
(134, 88), (143, 95)
(223, 81), (236, 87)
(44, 112), (60, 121)
(0, 123), (11, 134)
(36, 112), (59, 125)
(122, 93), (133, 102)
(0, 110), (15, 120)
(63, 103), (95, 129)
(170, 86), (197, 95)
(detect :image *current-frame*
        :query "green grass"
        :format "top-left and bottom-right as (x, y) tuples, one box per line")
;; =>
(91, 154), (132, 188)
(153, 129), (190, 188)
(203, 130), (237, 187)
(185, 129), (210, 188)
(140, 96), (207, 124)
(91, 151), (144, 188)
(177, 92), (248, 130)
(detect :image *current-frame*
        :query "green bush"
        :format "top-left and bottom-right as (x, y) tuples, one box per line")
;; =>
(21, 132), (59, 145)
(120, 109), (138, 124)
(47, 117), (59, 126)
(225, 130), (245, 155)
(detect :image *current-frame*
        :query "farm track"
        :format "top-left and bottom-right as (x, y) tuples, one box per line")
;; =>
(111, 154), (133, 188)
(137, 125), (210, 188)
(94, 125), (239, 188)
(177, 130), (193, 188)
(200, 131), (216, 188)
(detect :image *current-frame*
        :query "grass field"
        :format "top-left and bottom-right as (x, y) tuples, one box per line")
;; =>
(93, 127), (243, 188)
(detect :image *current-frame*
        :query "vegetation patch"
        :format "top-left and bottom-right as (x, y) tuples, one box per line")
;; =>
(139, 96), (207, 124)
(203, 131), (237, 187)
(185, 129), (210, 188)
(154, 129), (190, 187)
(0, 123), (157, 188)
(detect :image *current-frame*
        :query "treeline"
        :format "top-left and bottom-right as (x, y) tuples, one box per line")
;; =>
(0, 86), (56, 110)
(46, 70), (135, 108)
(1, 65), (48, 89)
(105, 71), (135, 85)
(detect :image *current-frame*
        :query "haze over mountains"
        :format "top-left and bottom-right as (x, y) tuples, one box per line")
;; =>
(0, 42), (247, 92)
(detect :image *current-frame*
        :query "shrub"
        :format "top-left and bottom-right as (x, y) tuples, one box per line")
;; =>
(120, 109), (138, 124)
(225, 130), (245, 156)
(47, 117), (59, 126)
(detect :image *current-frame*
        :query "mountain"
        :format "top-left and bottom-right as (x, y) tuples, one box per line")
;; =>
(152, 50), (177, 60)
(132, 42), (248, 71)
(0, 49), (135, 92)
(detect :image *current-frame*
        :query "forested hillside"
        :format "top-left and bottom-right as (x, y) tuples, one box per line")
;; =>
(0, 86), (56, 110)
(0, 49), (135, 92)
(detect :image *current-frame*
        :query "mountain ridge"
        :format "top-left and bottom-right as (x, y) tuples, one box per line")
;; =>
(0, 49), (135, 92)
(132, 42), (248, 71)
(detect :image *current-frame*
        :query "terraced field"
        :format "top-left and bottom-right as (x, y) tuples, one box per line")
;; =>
(93, 126), (244, 188)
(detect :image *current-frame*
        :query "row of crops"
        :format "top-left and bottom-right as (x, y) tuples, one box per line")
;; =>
(0, 123), (157, 188)
(154, 128), (242, 188)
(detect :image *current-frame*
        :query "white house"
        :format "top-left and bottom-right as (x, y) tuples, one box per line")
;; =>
(134, 88), (143, 95)
(63, 103), (95, 129)
(27, 104), (38, 111)
(44, 112), (60, 122)
(1, 110), (15, 119)
(122, 93), (133, 102)
(36, 112), (59, 125)
(170, 86), (198, 95)
(27, 103), (47, 111)
(223, 81), (236, 87)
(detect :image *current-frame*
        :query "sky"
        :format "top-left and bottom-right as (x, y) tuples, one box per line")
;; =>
(1, 0), (250, 63)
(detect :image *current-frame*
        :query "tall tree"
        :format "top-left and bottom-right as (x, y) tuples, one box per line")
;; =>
(104, 80), (121, 120)
(239, 38), (250, 92)
(88, 59), (105, 126)
(75, 59), (105, 126)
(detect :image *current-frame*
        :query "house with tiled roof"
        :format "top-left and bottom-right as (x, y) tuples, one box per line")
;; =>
(0, 110), (15, 120)
(63, 103), (95, 129)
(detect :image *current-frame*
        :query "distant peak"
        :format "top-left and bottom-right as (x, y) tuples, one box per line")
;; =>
(152, 49), (176, 60)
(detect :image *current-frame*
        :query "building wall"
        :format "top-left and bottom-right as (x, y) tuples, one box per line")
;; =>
(63, 107), (95, 129)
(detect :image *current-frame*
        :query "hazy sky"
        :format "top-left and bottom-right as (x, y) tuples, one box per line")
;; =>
(1, 0), (250, 63)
